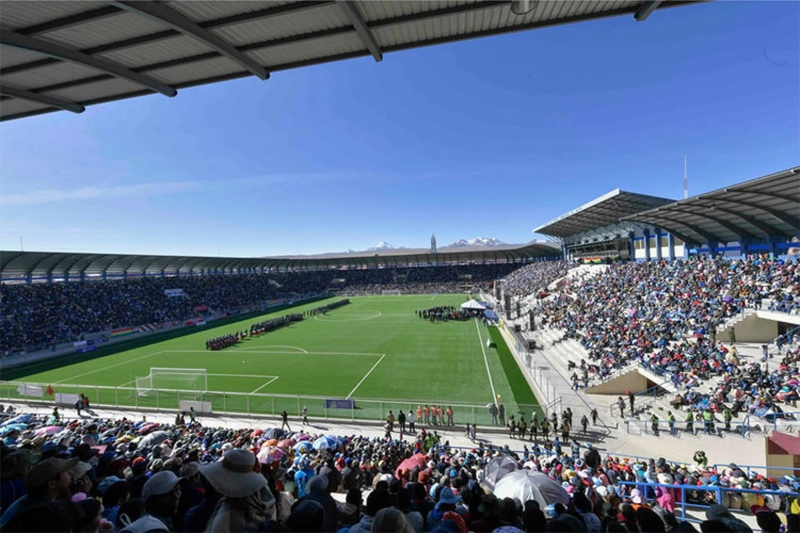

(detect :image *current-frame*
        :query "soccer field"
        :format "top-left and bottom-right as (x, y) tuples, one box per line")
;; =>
(4, 295), (540, 425)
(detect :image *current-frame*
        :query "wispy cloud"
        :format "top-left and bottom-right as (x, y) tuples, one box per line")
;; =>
(0, 172), (345, 206)
(0, 181), (199, 206)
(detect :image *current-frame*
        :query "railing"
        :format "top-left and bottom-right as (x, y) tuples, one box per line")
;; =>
(617, 481), (799, 523)
(608, 380), (672, 417)
(711, 463), (800, 478)
(0, 380), (539, 428)
(624, 417), (751, 439)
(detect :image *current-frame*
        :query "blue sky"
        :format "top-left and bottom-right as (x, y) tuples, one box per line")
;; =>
(1, 1), (798, 257)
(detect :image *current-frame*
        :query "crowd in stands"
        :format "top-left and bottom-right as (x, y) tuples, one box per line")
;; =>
(1, 408), (798, 532)
(501, 261), (573, 298)
(0, 264), (525, 355)
(523, 256), (799, 423)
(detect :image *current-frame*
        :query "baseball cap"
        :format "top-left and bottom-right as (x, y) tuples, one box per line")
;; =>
(142, 471), (182, 502)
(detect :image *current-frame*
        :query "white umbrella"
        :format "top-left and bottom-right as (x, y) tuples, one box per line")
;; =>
(492, 469), (570, 508)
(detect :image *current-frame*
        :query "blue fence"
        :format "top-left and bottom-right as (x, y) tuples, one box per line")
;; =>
(618, 481), (799, 523)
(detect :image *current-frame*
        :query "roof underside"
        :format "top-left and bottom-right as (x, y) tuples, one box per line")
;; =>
(0, 243), (560, 280)
(534, 189), (675, 237)
(0, 0), (694, 121)
(624, 167), (800, 246)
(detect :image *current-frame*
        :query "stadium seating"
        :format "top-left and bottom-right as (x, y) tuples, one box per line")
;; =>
(0, 408), (797, 532)
(0, 264), (519, 355)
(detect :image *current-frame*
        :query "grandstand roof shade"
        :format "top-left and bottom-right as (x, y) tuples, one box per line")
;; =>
(624, 166), (800, 246)
(0, 243), (559, 281)
(0, 0), (697, 122)
(533, 189), (676, 238)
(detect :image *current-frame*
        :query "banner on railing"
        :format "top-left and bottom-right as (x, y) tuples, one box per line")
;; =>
(325, 399), (356, 409)
(164, 289), (185, 297)
(55, 393), (79, 406)
(111, 327), (136, 337)
(17, 384), (43, 397)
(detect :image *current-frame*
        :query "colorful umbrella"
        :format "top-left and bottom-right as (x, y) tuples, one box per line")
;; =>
(35, 425), (62, 436)
(258, 446), (284, 464)
(313, 436), (337, 451)
(395, 453), (427, 479)
(294, 441), (313, 454)
(265, 439), (278, 446)
(278, 439), (295, 449)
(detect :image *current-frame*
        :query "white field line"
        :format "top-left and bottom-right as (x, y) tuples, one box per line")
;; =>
(346, 354), (386, 399)
(474, 320), (498, 404)
(234, 345), (308, 353)
(209, 373), (279, 379)
(55, 350), (167, 384)
(250, 376), (279, 394)
(168, 350), (382, 356)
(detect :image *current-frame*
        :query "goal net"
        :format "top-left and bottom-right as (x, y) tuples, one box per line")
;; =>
(136, 368), (208, 397)
(381, 289), (402, 296)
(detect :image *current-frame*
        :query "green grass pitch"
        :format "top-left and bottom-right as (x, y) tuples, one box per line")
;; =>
(6, 295), (540, 425)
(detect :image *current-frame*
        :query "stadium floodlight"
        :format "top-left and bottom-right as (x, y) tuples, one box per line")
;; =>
(510, 0), (539, 15)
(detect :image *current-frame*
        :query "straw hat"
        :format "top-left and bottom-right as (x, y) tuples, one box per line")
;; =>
(199, 449), (269, 499)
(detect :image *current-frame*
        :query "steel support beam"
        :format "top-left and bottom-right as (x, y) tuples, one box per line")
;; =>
(338, 1), (383, 61)
(725, 188), (799, 203)
(110, 1), (269, 80)
(643, 214), (722, 243)
(634, 0), (662, 21)
(708, 198), (800, 230)
(0, 84), (85, 113)
(688, 200), (780, 236)
(667, 206), (758, 240)
(0, 29), (176, 97)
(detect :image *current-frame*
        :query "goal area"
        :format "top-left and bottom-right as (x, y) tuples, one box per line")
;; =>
(135, 367), (208, 397)
(381, 289), (402, 296)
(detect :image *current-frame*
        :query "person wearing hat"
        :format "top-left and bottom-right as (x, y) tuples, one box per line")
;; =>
(427, 486), (461, 531)
(200, 448), (275, 533)
(122, 470), (183, 532)
(0, 448), (39, 510)
(174, 462), (202, 532)
(0, 456), (78, 529)
(297, 474), (337, 532)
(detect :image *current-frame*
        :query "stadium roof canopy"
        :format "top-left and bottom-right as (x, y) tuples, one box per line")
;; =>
(533, 189), (675, 238)
(624, 166), (800, 246)
(1, 0), (695, 121)
(0, 243), (560, 281)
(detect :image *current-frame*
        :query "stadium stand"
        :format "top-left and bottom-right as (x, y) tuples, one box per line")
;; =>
(0, 264), (528, 355)
(0, 406), (797, 532)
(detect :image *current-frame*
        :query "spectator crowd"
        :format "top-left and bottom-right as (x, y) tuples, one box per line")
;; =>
(1, 264), (526, 356)
(0, 407), (798, 532)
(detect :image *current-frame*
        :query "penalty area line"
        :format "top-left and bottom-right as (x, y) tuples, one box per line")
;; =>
(250, 376), (279, 394)
(346, 354), (386, 399)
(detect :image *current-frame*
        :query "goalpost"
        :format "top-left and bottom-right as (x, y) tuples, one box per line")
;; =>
(381, 289), (402, 296)
(135, 368), (208, 397)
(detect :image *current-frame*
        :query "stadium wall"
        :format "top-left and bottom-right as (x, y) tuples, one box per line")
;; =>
(0, 295), (330, 380)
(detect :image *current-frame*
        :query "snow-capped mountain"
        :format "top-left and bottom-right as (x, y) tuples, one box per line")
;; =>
(368, 241), (397, 251)
(446, 237), (507, 248)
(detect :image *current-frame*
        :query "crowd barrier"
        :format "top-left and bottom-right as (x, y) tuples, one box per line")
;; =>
(617, 481), (799, 524)
(624, 418), (751, 439)
(0, 380), (540, 428)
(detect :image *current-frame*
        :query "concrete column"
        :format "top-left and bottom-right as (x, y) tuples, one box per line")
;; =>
(655, 227), (663, 260)
(643, 229), (651, 260)
(668, 233), (676, 260)
(629, 232), (636, 261)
